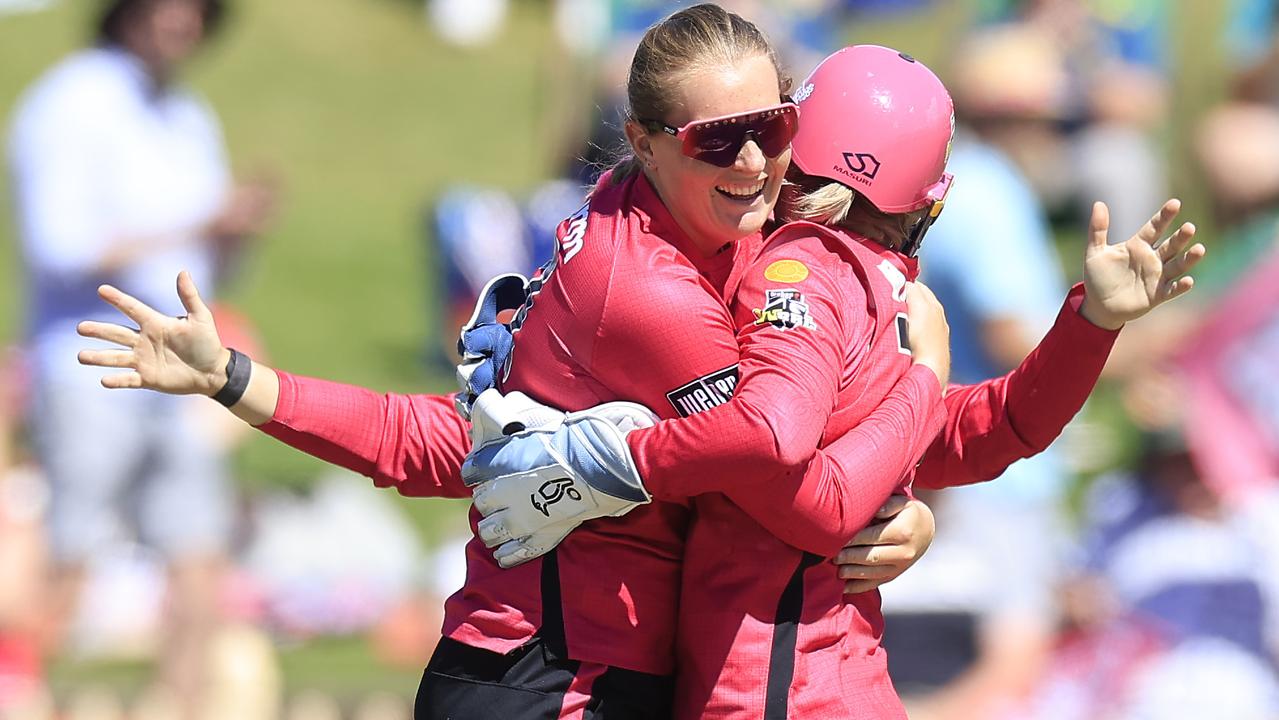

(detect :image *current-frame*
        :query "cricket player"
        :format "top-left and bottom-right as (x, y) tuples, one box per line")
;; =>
(74, 8), (1202, 720)
(461, 46), (1203, 719)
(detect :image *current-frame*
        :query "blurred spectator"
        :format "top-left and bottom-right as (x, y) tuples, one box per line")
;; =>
(1224, 0), (1279, 103)
(241, 472), (424, 639)
(1178, 241), (1279, 503)
(1192, 104), (1279, 290)
(0, 0), (56, 16)
(5, 0), (274, 717)
(1115, 100), (1279, 435)
(426, 0), (508, 46)
(0, 348), (53, 716)
(1023, 431), (1279, 718)
(959, 5), (1170, 236)
(876, 22), (1073, 720)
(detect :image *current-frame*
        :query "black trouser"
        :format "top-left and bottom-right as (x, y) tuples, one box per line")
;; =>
(415, 636), (674, 720)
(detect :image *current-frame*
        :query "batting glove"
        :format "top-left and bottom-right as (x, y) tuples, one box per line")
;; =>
(463, 399), (658, 568)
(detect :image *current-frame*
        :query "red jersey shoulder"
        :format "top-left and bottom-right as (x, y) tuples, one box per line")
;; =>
(734, 223), (866, 335)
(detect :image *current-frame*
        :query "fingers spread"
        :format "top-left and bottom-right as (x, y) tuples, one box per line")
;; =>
(1088, 201), (1110, 249)
(98, 284), (162, 326)
(77, 320), (138, 347)
(1164, 276), (1195, 302)
(1157, 222), (1197, 262)
(1136, 199), (1181, 246)
(176, 271), (211, 321)
(101, 371), (143, 389)
(1163, 242), (1207, 279)
(78, 349), (134, 369)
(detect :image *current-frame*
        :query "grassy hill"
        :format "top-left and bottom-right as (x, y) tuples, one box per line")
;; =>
(0, 0), (581, 540)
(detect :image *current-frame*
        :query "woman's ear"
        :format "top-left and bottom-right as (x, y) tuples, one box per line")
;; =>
(624, 119), (656, 168)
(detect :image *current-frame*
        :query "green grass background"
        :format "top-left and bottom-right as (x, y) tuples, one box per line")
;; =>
(0, 0), (584, 547)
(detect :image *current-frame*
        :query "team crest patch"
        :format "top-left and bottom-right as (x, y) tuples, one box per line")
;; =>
(763, 259), (810, 283)
(753, 289), (818, 331)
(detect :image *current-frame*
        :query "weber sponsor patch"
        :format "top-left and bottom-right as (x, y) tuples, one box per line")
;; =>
(666, 365), (739, 417)
(753, 289), (818, 331)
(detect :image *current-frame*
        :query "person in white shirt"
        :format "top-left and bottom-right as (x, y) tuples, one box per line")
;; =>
(7, 0), (272, 714)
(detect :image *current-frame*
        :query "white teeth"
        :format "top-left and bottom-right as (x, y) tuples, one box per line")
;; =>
(717, 180), (766, 197)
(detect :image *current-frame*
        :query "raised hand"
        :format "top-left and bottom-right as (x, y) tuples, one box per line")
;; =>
(1079, 199), (1206, 330)
(77, 271), (229, 395)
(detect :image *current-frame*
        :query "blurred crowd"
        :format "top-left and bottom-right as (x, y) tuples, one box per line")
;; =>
(3, 0), (1279, 718)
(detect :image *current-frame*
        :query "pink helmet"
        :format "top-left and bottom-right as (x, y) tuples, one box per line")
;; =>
(790, 45), (955, 215)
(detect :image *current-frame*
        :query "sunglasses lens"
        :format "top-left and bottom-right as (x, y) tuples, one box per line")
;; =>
(682, 107), (798, 168)
(687, 128), (745, 167)
(755, 110), (798, 157)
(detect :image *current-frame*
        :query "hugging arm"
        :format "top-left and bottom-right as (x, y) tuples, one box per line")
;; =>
(469, 242), (949, 560)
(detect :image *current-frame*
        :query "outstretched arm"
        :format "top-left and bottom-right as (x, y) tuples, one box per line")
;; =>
(77, 272), (474, 497)
(917, 199), (1205, 489)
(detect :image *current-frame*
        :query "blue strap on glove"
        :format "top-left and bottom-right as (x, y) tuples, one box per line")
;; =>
(455, 274), (527, 419)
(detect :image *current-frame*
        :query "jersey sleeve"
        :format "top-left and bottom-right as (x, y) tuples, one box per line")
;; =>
(726, 363), (947, 558)
(624, 242), (852, 499)
(258, 370), (472, 498)
(914, 283), (1120, 490)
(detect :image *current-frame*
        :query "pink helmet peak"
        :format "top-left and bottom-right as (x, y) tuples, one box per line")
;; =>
(790, 45), (955, 214)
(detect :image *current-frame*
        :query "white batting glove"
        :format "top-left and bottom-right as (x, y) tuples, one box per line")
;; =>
(463, 401), (658, 568)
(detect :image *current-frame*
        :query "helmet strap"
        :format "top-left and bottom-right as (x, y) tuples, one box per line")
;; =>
(901, 199), (945, 257)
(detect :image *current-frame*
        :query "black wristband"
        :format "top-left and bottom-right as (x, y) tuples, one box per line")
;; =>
(212, 348), (251, 408)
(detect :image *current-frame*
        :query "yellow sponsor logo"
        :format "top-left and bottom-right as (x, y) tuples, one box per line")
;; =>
(763, 259), (809, 283)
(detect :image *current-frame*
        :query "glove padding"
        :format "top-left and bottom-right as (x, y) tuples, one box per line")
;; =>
(454, 273), (528, 420)
(465, 388), (568, 451)
(463, 397), (658, 568)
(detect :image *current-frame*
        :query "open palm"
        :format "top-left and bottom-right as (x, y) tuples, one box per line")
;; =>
(1081, 200), (1205, 330)
(78, 271), (228, 395)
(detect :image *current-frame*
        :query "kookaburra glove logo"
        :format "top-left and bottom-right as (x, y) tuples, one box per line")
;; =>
(532, 477), (581, 517)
